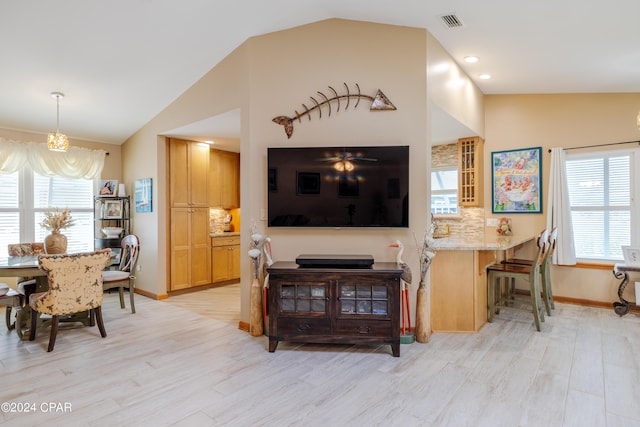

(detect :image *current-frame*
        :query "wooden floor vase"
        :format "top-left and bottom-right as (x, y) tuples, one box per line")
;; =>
(414, 280), (430, 343)
(250, 277), (263, 336)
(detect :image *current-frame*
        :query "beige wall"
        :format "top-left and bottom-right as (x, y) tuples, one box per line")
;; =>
(122, 19), (640, 321)
(427, 33), (485, 138)
(122, 19), (438, 322)
(484, 93), (640, 303)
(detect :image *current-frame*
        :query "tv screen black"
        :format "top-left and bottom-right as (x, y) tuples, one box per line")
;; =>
(268, 146), (409, 228)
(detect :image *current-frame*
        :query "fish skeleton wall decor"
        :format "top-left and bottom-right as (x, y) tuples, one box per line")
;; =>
(272, 83), (396, 139)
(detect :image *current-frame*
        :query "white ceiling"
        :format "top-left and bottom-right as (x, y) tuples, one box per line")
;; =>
(1, 0), (639, 146)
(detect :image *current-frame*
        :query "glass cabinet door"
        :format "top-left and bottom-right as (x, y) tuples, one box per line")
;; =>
(338, 282), (388, 316)
(279, 282), (328, 314)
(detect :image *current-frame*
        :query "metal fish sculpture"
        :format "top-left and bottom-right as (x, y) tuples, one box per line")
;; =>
(272, 83), (396, 139)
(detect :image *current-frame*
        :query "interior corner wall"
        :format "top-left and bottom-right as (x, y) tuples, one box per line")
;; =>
(485, 93), (640, 304)
(243, 19), (429, 297)
(121, 42), (251, 299)
(426, 32), (485, 138)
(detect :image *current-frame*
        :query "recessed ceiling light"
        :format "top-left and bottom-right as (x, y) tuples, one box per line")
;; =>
(464, 56), (479, 63)
(479, 74), (492, 80)
(204, 140), (215, 145)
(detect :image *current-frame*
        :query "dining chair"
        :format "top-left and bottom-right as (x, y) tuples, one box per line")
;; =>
(5, 242), (44, 332)
(501, 227), (558, 314)
(486, 229), (548, 331)
(102, 235), (140, 314)
(29, 249), (112, 352)
(0, 283), (22, 331)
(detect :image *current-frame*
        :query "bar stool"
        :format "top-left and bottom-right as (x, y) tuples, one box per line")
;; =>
(502, 227), (557, 314)
(487, 229), (548, 331)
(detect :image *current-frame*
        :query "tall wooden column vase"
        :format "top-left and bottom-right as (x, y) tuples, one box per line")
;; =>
(250, 277), (264, 336)
(414, 280), (430, 343)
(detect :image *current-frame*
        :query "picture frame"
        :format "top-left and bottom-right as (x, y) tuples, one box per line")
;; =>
(622, 246), (640, 267)
(99, 179), (118, 197)
(491, 147), (542, 213)
(297, 172), (320, 195)
(103, 199), (123, 219)
(135, 178), (152, 213)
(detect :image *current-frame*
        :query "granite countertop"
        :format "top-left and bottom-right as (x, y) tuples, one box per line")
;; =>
(429, 233), (536, 251)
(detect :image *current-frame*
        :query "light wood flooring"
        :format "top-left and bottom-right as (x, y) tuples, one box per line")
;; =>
(2, 285), (640, 426)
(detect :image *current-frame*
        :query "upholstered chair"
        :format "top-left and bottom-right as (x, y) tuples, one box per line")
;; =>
(29, 249), (112, 352)
(102, 235), (140, 313)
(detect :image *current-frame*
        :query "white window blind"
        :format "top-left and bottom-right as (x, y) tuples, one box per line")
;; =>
(566, 153), (632, 261)
(0, 170), (94, 257)
(431, 168), (458, 214)
(0, 172), (20, 257)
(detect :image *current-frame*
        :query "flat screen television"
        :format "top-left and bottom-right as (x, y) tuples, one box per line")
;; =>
(267, 146), (409, 228)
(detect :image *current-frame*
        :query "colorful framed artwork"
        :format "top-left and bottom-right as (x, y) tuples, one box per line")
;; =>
(99, 179), (118, 197)
(135, 178), (152, 213)
(491, 147), (542, 213)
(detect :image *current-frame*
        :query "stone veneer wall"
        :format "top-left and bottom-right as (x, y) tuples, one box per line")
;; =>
(431, 142), (484, 238)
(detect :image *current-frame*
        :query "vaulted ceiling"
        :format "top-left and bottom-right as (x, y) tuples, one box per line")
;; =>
(1, 1), (638, 145)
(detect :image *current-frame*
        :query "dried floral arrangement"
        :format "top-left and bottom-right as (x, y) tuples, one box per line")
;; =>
(40, 208), (75, 232)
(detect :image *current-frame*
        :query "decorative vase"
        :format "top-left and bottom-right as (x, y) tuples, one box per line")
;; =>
(45, 231), (67, 254)
(414, 280), (430, 343)
(250, 277), (264, 336)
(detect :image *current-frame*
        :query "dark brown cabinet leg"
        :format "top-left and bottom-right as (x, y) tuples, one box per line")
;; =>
(391, 342), (400, 357)
(269, 338), (279, 353)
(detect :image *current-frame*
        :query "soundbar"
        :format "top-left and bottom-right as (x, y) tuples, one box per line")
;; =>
(295, 254), (374, 268)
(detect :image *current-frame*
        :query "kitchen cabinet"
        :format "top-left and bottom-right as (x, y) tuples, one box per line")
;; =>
(170, 138), (210, 208)
(266, 262), (403, 357)
(210, 149), (239, 209)
(170, 207), (211, 290)
(457, 136), (484, 207)
(168, 137), (211, 291)
(211, 235), (240, 282)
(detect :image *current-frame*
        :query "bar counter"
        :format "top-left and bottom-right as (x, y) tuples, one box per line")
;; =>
(428, 233), (535, 333)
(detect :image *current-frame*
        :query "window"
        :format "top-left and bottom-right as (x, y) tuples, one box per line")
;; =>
(0, 168), (95, 257)
(565, 150), (639, 262)
(431, 168), (458, 214)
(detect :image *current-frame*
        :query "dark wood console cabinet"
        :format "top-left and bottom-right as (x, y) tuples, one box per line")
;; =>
(267, 262), (403, 357)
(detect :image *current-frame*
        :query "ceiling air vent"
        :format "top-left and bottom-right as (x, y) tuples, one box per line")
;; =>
(440, 13), (464, 28)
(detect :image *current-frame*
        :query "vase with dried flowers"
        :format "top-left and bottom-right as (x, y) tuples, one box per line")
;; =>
(41, 208), (75, 254)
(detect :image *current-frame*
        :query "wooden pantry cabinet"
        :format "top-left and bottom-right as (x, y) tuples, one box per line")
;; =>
(211, 235), (240, 283)
(168, 138), (211, 290)
(170, 138), (210, 208)
(210, 149), (239, 209)
(170, 207), (211, 290)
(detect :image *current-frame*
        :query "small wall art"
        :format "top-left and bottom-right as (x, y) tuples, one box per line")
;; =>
(135, 178), (152, 213)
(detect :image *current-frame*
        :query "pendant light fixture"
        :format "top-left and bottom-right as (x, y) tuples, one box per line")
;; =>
(47, 91), (69, 152)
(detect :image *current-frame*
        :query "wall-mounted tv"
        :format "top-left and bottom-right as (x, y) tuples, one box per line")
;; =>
(267, 146), (409, 228)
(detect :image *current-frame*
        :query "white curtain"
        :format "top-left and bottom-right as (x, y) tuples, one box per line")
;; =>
(0, 138), (106, 179)
(546, 147), (576, 265)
